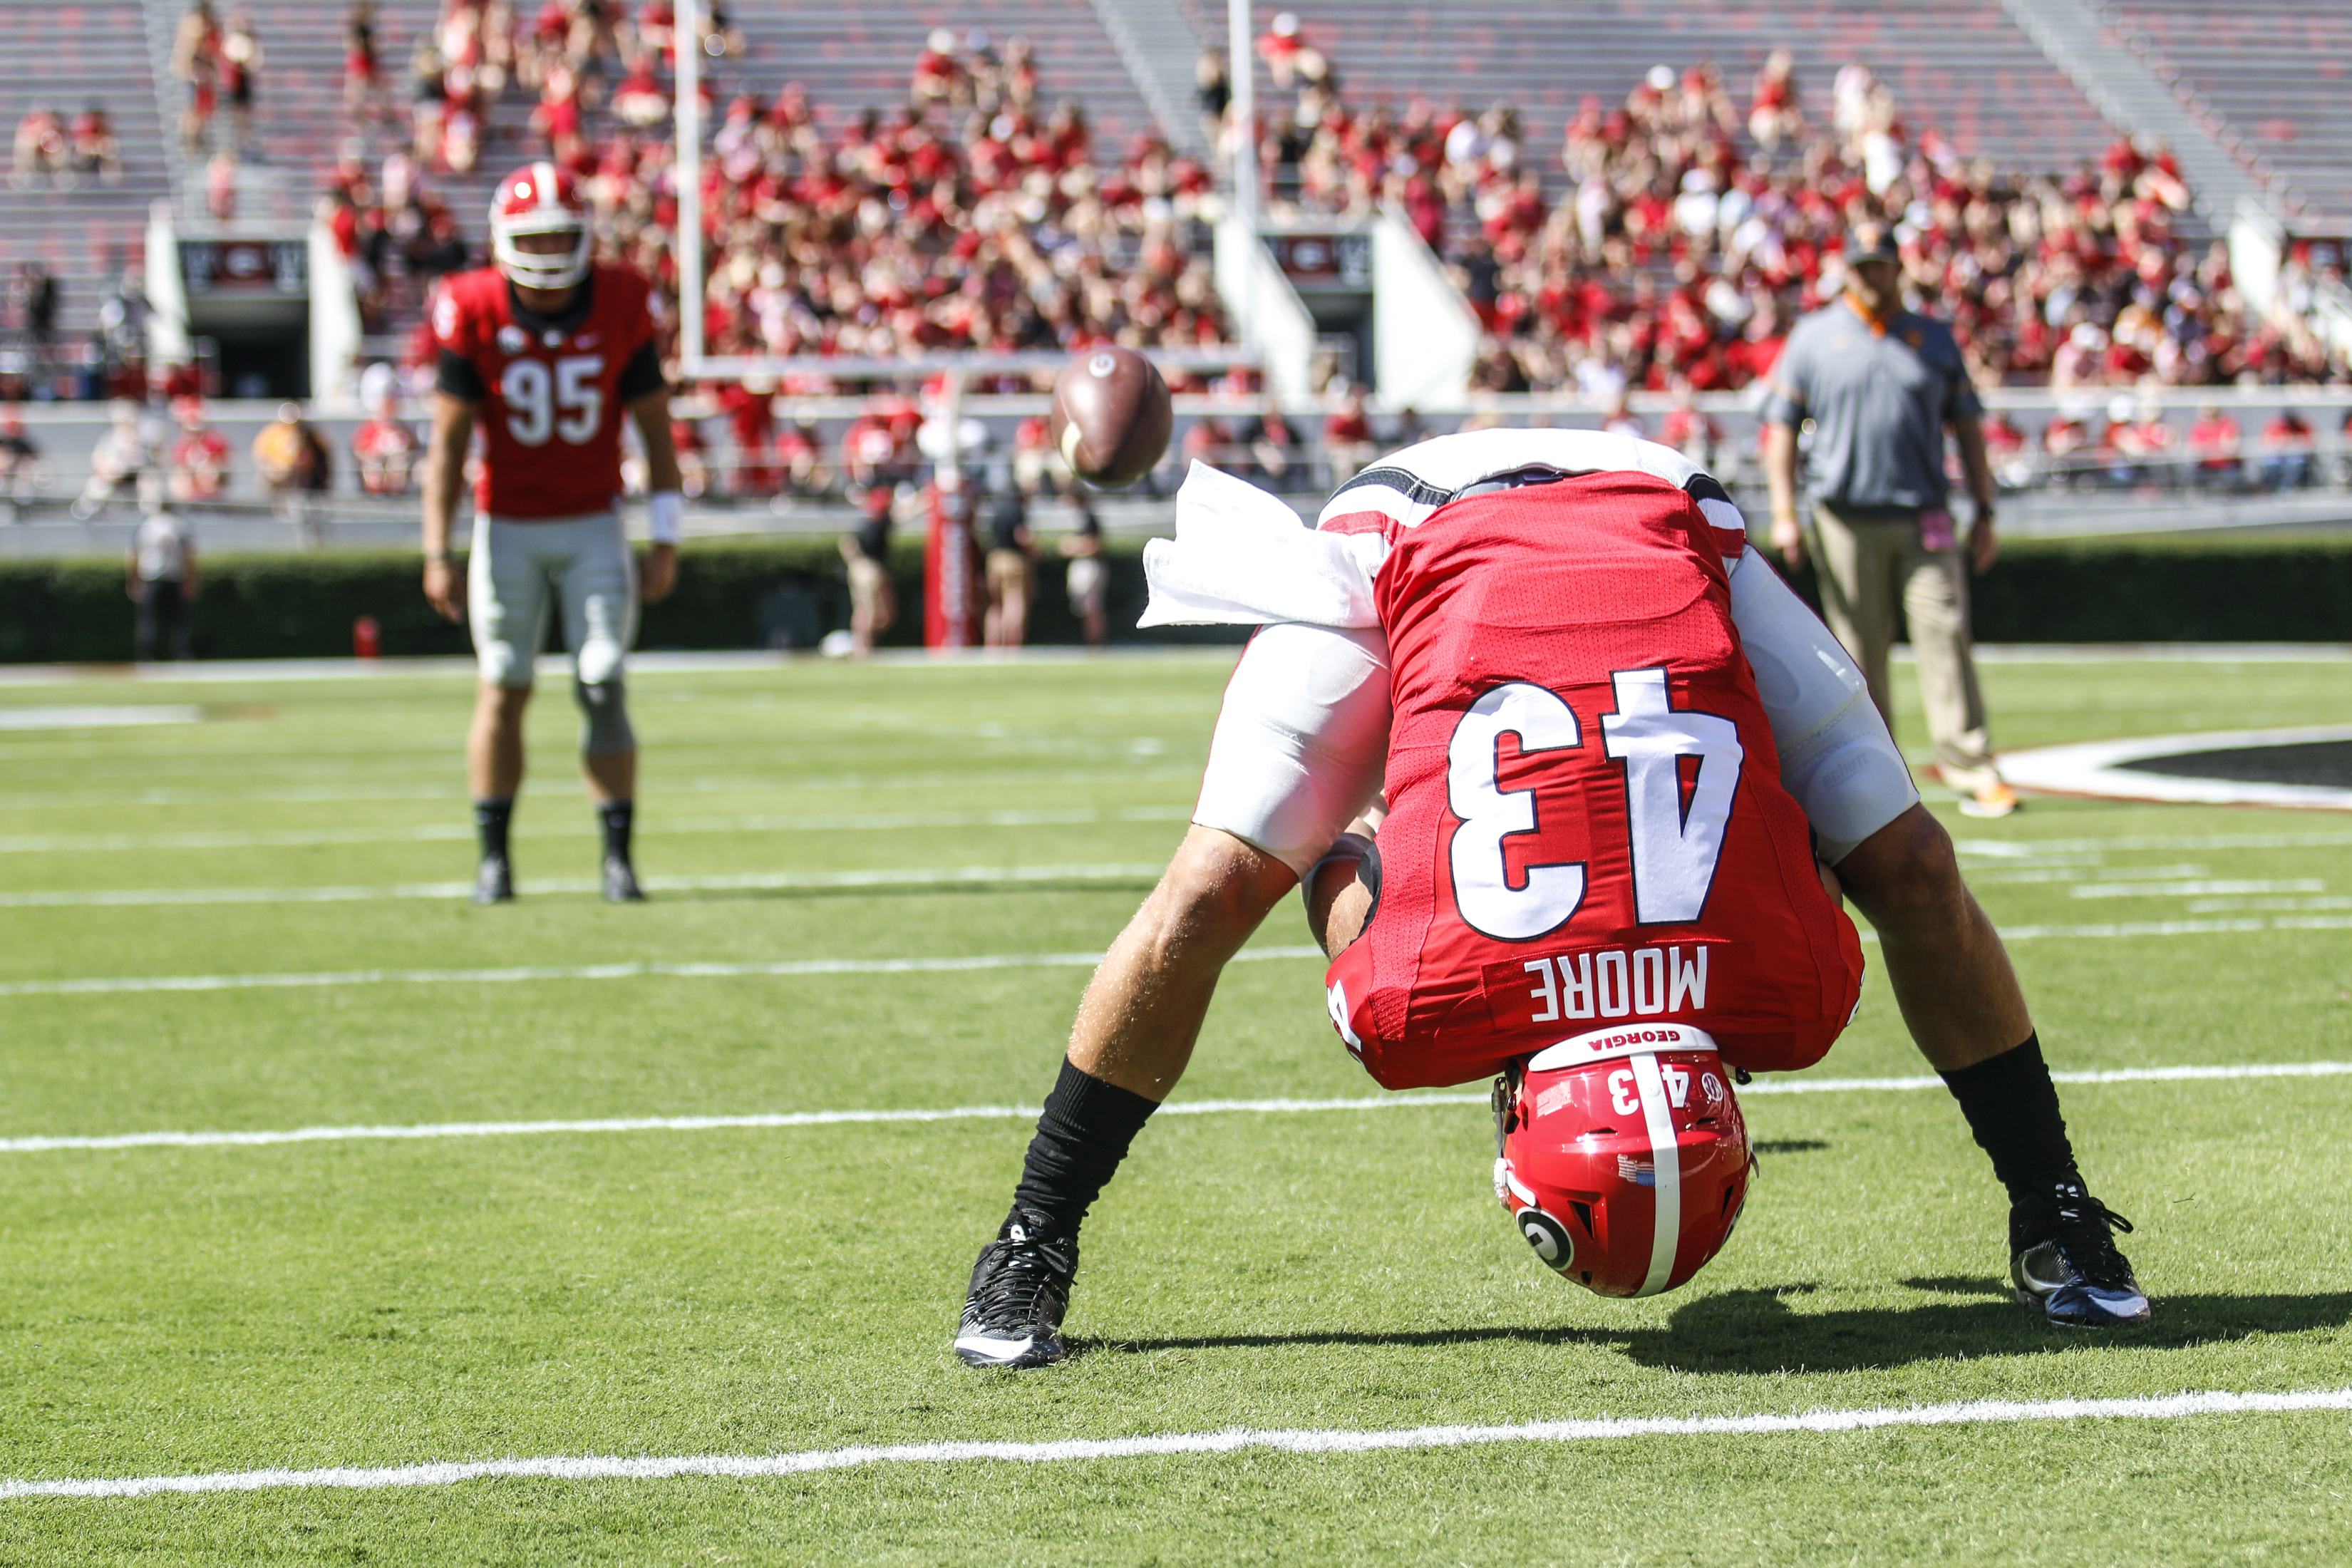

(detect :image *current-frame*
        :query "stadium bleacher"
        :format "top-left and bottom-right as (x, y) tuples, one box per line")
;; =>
(1180, 0), (2125, 196)
(2103, 0), (2352, 231)
(0, 4), (172, 336)
(209, 1), (1169, 240)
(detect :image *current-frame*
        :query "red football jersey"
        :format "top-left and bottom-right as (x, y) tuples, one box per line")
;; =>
(432, 262), (659, 518)
(1325, 475), (1863, 1090)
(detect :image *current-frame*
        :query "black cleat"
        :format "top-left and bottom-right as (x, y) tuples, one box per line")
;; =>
(955, 1214), (1076, 1369)
(2011, 1180), (2152, 1329)
(602, 855), (645, 902)
(473, 855), (514, 904)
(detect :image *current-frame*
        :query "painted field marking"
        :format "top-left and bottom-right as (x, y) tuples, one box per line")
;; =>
(7, 1386), (2347, 1500)
(0, 939), (1313, 999)
(0, 706), (202, 730)
(0, 765), (1201, 813)
(0, 862), (1173, 911)
(21, 899), (2352, 994)
(0, 806), (1190, 855)
(1996, 725), (2352, 813)
(3, 1061), (2341, 1155)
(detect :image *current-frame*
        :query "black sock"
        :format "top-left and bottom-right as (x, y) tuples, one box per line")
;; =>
(599, 800), (634, 862)
(473, 798), (514, 862)
(1005, 1060), (1160, 1242)
(1939, 1032), (2080, 1214)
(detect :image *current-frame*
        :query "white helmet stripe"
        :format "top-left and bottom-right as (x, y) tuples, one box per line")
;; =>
(532, 160), (559, 212)
(1627, 1051), (1683, 1296)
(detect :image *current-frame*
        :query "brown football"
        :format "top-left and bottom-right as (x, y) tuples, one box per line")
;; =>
(1048, 346), (1173, 488)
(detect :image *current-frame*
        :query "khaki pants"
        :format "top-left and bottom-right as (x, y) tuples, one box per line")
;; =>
(1809, 501), (1998, 793)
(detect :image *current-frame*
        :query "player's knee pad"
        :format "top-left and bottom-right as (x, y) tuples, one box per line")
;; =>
(1728, 554), (1919, 862)
(574, 678), (635, 756)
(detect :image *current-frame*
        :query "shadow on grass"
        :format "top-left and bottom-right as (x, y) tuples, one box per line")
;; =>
(1753, 1138), (1830, 1155)
(1078, 1289), (2352, 1373)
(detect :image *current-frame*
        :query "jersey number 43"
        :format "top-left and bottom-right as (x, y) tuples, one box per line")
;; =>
(1447, 670), (1743, 941)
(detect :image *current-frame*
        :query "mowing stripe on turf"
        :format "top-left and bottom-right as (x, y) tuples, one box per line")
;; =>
(6, 1386), (2346, 1500)
(3, 1062), (2342, 1154)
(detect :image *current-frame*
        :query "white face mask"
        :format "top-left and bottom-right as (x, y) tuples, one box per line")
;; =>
(492, 221), (592, 290)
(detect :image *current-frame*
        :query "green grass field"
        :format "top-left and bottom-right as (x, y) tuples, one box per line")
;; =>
(3, 649), (2350, 1565)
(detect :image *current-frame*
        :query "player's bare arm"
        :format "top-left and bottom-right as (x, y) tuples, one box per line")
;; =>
(629, 388), (681, 603)
(1951, 412), (1999, 573)
(422, 392), (478, 621)
(1763, 416), (1805, 564)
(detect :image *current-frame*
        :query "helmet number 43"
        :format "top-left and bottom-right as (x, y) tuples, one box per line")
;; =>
(1607, 1063), (1694, 1118)
(1445, 670), (1744, 942)
(500, 355), (604, 448)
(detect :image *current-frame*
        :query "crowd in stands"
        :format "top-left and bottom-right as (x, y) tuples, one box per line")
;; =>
(11, 107), (126, 190)
(324, 6), (1232, 376)
(1238, 16), (2349, 401)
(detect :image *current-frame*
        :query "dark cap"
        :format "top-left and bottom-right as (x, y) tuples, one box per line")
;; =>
(1845, 223), (1901, 266)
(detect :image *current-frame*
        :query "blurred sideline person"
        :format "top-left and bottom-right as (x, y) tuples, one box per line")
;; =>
(72, 400), (152, 520)
(253, 403), (331, 547)
(983, 488), (1033, 649)
(1058, 498), (1105, 649)
(0, 409), (41, 520)
(127, 474), (197, 660)
(1765, 222), (2016, 817)
(954, 430), (2148, 1371)
(422, 162), (681, 903)
(838, 491), (894, 655)
(352, 361), (421, 495)
(167, 396), (231, 503)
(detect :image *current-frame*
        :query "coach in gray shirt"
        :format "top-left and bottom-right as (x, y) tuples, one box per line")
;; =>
(1763, 221), (2014, 817)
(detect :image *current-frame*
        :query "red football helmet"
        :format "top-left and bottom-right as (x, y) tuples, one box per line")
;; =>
(1492, 1021), (1753, 1298)
(489, 161), (592, 290)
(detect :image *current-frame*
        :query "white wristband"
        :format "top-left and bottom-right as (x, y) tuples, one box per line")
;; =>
(649, 491), (684, 545)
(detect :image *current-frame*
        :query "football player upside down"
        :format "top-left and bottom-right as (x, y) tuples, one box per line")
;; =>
(954, 429), (2150, 1371)
(421, 162), (684, 904)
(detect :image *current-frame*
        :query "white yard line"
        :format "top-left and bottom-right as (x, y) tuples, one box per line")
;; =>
(0, 862), (1173, 910)
(0, 706), (202, 730)
(0, 939), (1315, 998)
(3, 1061), (2341, 1155)
(6, 1386), (2346, 1500)
(19, 902), (2352, 990)
(0, 807), (1189, 855)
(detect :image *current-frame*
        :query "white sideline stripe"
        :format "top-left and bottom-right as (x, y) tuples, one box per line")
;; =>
(8, 1387), (2348, 1500)
(0, 862), (1173, 911)
(3, 1061), (2341, 1155)
(0, 942), (1319, 999)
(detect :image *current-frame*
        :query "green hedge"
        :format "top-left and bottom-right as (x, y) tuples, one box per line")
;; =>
(0, 535), (1243, 664)
(6, 533), (2351, 664)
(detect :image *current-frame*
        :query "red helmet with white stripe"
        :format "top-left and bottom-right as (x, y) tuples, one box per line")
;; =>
(489, 162), (592, 291)
(1493, 1022), (1752, 1298)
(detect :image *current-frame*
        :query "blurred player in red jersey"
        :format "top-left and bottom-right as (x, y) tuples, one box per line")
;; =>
(351, 363), (421, 496)
(421, 161), (684, 904)
(166, 396), (231, 503)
